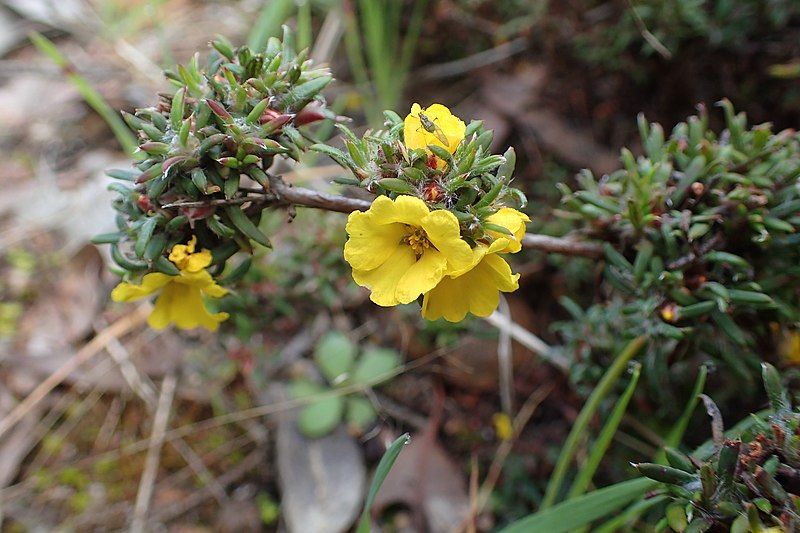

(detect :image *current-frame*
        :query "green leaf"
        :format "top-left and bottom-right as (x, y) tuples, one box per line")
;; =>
(762, 363), (788, 412)
(499, 478), (657, 533)
(289, 379), (322, 397)
(346, 396), (377, 430)
(356, 433), (411, 533)
(297, 396), (345, 438)
(352, 348), (401, 385)
(658, 365), (707, 461)
(541, 336), (646, 508)
(568, 362), (641, 498)
(666, 503), (688, 532)
(314, 331), (357, 385)
(224, 205), (272, 248)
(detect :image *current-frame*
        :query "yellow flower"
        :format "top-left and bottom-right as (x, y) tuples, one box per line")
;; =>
(421, 208), (528, 322)
(486, 208), (530, 253)
(404, 103), (466, 155)
(111, 236), (229, 331)
(421, 238), (519, 322)
(344, 195), (473, 306)
(493, 412), (514, 441)
(781, 331), (800, 365)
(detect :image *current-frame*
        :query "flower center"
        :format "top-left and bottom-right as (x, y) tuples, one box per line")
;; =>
(404, 227), (433, 257)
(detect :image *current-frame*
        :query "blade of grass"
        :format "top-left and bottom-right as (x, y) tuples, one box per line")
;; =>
(499, 478), (657, 533)
(356, 432), (411, 533)
(395, 0), (427, 102)
(342, 5), (379, 125)
(296, 0), (313, 51)
(248, 0), (295, 52)
(29, 31), (138, 156)
(653, 365), (708, 464)
(343, 0), (428, 125)
(541, 336), (647, 509)
(593, 494), (668, 533)
(567, 362), (641, 499)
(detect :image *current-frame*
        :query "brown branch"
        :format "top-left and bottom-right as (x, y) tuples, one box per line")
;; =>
(522, 233), (603, 257)
(162, 184), (603, 257)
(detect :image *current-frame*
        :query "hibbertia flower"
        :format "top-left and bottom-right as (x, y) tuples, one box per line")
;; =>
(421, 208), (529, 322)
(344, 195), (473, 306)
(111, 236), (229, 331)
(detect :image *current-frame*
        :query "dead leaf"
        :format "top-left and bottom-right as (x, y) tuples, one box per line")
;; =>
(277, 421), (366, 533)
(481, 65), (619, 175)
(373, 433), (470, 533)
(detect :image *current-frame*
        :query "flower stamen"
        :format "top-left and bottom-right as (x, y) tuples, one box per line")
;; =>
(404, 227), (434, 257)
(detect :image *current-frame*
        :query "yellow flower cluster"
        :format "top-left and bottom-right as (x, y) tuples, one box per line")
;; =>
(111, 236), (229, 331)
(344, 104), (528, 321)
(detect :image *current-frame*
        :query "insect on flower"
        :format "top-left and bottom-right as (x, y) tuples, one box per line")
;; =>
(416, 112), (450, 147)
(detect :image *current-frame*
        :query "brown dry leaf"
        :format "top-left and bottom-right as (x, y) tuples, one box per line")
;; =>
(481, 64), (619, 175)
(373, 433), (470, 533)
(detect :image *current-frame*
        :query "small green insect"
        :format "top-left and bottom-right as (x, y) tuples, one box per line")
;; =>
(417, 112), (449, 146)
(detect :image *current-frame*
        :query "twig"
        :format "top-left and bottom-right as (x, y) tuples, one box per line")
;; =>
(100, 323), (228, 504)
(625, 0), (672, 59)
(0, 304), (149, 442)
(131, 373), (177, 533)
(474, 386), (552, 515)
(147, 448), (263, 525)
(522, 233), (603, 257)
(496, 295), (514, 415)
(414, 37), (529, 81)
(483, 311), (568, 371)
(163, 184), (602, 257)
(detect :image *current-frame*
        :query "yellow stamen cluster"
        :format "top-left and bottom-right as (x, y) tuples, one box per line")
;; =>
(404, 227), (434, 257)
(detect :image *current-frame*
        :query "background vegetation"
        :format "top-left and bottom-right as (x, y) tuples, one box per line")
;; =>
(1, 0), (799, 531)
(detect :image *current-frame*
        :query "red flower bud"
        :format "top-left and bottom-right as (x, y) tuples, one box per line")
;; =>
(295, 103), (327, 126)
(137, 195), (153, 213)
(422, 181), (445, 202)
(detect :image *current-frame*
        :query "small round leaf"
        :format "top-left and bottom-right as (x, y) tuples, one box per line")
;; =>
(297, 396), (345, 438)
(314, 331), (357, 384)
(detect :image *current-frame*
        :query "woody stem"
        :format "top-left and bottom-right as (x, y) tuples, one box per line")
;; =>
(162, 180), (603, 258)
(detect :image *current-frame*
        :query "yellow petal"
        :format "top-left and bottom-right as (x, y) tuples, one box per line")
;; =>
(368, 195), (430, 226)
(422, 270), (488, 321)
(421, 253), (519, 322)
(420, 210), (473, 271)
(486, 208), (530, 253)
(147, 282), (179, 329)
(352, 246), (417, 306)
(111, 272), (173, 302)
(169, 239), (192, 266)
(403, 103), (466, 154)
(344, 209), (406, 271)
(148, 282), (228, 331)
(395, 249), (448, 304)
(175, 269), (229, 298)
(445, 243), (488, 278)
(182, 249), (212, 272)
(201, 279), (229, 298)
(481, 253), (519, 292)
